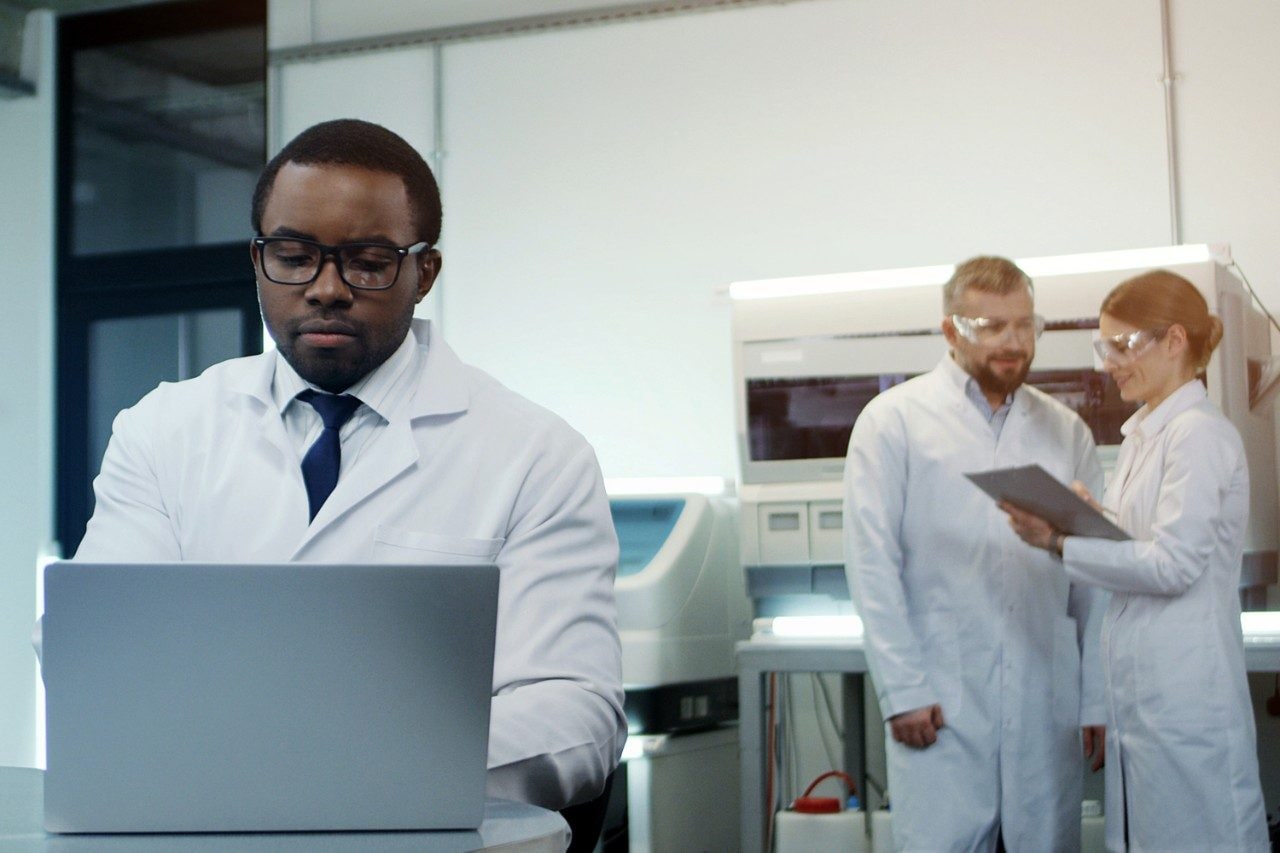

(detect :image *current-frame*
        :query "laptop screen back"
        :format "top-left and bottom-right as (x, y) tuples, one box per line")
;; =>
(42, 562), (498, 833)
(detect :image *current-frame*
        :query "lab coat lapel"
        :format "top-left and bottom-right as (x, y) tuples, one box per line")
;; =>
(229, 352), (313, 531)
(230, 352), (296, 470)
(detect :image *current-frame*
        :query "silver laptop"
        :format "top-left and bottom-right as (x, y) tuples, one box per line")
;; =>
(41, 562), (498, 834)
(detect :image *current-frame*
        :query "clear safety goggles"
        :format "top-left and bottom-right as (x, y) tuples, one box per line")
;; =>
(950, 313), (1045, 345)
(1092, 328), (1165, 365)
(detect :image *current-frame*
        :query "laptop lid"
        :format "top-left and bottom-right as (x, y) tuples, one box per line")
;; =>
(41, 562), (498, 834)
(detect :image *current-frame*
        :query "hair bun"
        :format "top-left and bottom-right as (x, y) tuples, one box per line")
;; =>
(1200, 314), (1224, 370)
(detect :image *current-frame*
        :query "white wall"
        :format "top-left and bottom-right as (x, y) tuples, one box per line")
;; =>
(1173, 0), (1280, 303)
(0, 10), (55, 769)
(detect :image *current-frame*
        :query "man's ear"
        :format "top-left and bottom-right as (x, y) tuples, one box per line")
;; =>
(416, 249), (442, 303)
(941, 316), (959, 347)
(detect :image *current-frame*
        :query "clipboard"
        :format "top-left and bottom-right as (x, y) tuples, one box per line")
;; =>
(964, 463), (1130, 541)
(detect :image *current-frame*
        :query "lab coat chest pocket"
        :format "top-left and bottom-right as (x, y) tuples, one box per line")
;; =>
(911, 611), (962, 717)
(373, 525), (504, 565)
(1050, 617), (1082, 727)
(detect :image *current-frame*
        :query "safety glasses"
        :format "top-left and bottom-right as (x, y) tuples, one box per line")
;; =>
(950, 313), (1045, 345)
(1092, 328), (1165, 365)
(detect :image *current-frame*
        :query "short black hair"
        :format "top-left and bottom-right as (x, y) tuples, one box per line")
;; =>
(251, 119), (442, 245)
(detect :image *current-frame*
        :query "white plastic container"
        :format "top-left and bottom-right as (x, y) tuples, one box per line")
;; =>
(774, 807), (868, 852)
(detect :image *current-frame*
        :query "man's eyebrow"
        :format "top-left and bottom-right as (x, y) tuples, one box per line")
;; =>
(266, 227), (315, 240)
(265, 227), (401, 246)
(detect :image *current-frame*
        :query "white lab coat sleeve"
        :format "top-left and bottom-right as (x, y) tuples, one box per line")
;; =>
(485, 442), (626, 811)
(1066, 428), (1108, 726)
(843, 402), (937, 718)
(1063, 420), (1233, 597)
(34, 398), (181, 668)
(75, 397), (183, 562)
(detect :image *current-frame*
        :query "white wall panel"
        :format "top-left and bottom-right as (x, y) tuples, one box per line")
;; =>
(1172, 0), (1280, 302)
(274, 46), (442, 324)
(434, 0), (1168, 479)
(0, 10), (55, 768)
(275, 47), (436, 160)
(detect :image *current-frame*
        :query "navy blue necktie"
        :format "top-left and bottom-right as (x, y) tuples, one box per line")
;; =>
(297, 390), (363, 521)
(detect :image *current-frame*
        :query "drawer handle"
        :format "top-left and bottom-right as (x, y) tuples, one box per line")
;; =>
(767, 512), (801, 531)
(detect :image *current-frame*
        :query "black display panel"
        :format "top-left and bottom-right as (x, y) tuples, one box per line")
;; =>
(746, 369), (1140, 462)
(747, 374), (917, 462)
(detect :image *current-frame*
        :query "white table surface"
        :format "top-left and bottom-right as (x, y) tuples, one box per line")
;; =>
(0, 767), (569, 852)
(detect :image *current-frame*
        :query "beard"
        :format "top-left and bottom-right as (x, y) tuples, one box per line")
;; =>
(971, 349), (1031, 400)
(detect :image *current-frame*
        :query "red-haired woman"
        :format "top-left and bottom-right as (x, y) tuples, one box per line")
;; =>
(1001, 269), (1267, 851)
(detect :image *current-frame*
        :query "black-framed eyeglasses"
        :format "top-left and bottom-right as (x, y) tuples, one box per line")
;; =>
(252, 236), (430, 291)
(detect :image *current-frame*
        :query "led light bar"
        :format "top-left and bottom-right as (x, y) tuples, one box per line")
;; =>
(728, 245), (1225, 301)
(754, 615), (865, 640)
(1241, 611), (1280, 639)
(728, 264), (954, 301)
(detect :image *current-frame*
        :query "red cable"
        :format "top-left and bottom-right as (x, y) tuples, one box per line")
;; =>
(800, 769), (859, 800)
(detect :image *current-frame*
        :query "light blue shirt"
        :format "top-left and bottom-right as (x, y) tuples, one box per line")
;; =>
(943, 354), (1014, 439)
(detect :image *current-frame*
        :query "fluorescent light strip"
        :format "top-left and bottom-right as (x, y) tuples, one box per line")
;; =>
(605, 476), (728, 496)
(728, 245), (1223, 301)
(1241, 611), (1280, 638)
(1017, 244), (1219, 277)
(765, 615), (865, 639)
(728, 264), (954, 301)
(756, 611), (1275, 643)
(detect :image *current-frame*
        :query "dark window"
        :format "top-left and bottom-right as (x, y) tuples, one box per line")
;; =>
(56, 0), (266, 554)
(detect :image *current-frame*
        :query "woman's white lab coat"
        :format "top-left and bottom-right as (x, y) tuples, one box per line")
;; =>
(845, 356), (1107, 852)
(1064, 380), (1268, 852)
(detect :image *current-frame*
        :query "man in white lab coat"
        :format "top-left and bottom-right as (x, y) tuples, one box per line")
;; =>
(843, 256), (1107, 852)
(73, 119), (627, 811)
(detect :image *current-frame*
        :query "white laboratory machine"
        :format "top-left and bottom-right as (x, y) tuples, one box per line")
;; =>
(730, 245), (1279, 613)
(604, 490), (752, 852)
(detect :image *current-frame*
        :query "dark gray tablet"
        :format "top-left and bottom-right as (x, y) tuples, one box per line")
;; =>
(966, 464), (1130, 541)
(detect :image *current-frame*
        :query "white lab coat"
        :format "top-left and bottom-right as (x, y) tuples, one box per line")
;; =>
(844, 356), (1107, 853)
(1063, 380), (1268, 852)
(73, 319), (627, 811)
